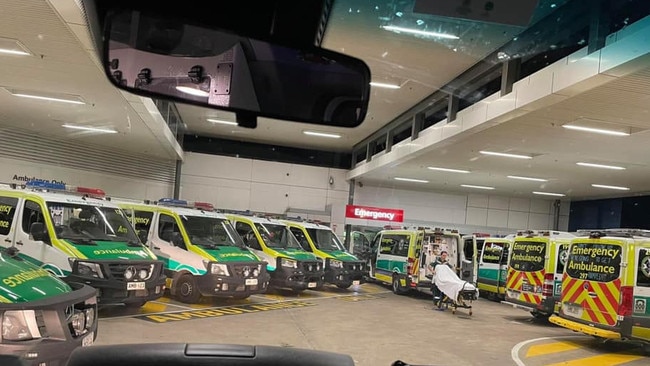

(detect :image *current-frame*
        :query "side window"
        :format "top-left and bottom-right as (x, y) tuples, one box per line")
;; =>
(637, 248), (650, 288)
(0, 196), (18, 236)
(236, 222), (261, 250)
(158, 214), (185, 249)
(22, 200), (50, 244)
(126, 210), (153, 243)
(290, 228), (311, 251)
(556, 244), (569, 274)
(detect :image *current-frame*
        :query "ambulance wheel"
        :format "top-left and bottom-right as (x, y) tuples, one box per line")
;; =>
(232, 294), (250, 300)
(531, 311), (550, 319)
(176, 274), (201, 303)
(337, 283), (351, 289)
(392, 275), (406, 295)
(291, 288), (305, 295)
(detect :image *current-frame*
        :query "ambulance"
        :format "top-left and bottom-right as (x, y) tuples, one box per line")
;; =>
(0, 181), (165, 307)
(550, 229), (650, 345)
(503, 230), (574, 318)
(228, 214), (324, 293)
(0, 246), (98, 366)
(282, 220), (366, 289)
(476, 236), (513, 300)
(116, 199), (270, 303)
(367, 227), (477, 295)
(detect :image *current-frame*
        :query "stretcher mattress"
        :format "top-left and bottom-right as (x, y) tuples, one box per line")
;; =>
(433, 265), (478, 301)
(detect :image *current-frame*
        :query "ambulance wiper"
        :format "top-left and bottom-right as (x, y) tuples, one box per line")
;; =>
(126, 240), (143, 247)
(63, 237), (97, 245)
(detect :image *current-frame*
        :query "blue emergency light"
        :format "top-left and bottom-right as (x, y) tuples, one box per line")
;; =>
(26, 181), (66, 190)
(158, 198), (188, 206)
(157, 198), (214, 211)
(24, 180), (105, 198)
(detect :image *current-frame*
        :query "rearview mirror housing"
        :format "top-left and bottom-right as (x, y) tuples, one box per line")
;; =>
(89, 4), (371, 128)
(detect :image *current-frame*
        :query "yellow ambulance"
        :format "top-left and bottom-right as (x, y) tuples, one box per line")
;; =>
(550, 229), (650, 345)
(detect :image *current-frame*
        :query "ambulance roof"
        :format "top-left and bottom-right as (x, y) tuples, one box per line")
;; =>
(25, 190), (119, 208)
(282, 220), (331, 230)
(228, 214), (287, 225)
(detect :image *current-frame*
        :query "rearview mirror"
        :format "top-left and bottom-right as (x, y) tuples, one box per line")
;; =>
(102, 10), (371, 128)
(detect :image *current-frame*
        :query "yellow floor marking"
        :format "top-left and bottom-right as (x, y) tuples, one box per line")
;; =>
(544, 353), (645, 366)
(140, 302), (169, 313)
(525, 341), (581, 357)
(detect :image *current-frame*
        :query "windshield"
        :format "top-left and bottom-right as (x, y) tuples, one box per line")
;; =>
(306, 228), (346, 252)
(254, 223), (301, 249)
(181, 215), (244, 248)
(47, 203), (139, 244)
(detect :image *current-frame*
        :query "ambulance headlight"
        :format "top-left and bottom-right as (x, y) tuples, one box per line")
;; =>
(85, 308), (95, 329)
(70, 311), (86, 336)
(2, 310), (41, 341)
(252, 268), (259, 277)
(138, 268), (149, 280)
(329, 259), (343, 269)
(280, 258), (297, 268)
(210, 263), (230, 276)
(76, 261), (104, 279)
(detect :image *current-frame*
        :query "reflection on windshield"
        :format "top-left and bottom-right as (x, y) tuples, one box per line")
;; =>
(306, 228), (346, 252)
(47, 203), (139, 244)
(181, 216), (244, 248)
(255, 223), (301, 249)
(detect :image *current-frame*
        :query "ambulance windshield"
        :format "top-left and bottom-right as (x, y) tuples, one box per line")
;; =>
(47, 203), (139, 245)
(306, 228), (346, 252)
(510, 241), (546, 272)
(181, 216), (244, 248)
(565, 242), (622, 282)
(255, 223), (301, 249)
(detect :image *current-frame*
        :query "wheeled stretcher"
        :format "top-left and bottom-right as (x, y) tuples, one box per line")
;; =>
(432, 265), (478, 315)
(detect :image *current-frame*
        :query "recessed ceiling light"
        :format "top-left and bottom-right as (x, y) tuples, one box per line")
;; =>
(576, 162), (625, 170)
(0, 37), (31, 56)
(507, 175), (548, 182)
(427, 166), (470, 173)
(381, 25), (459, 40)
(533, 191), (566, 197)
(175, 86), (209, 97)
(479, 151), (532, 159)
(562, 124), (629, 136)
(369, 82), (401, 89)
(461, 184), (495, 190)
(394, 177), (429, 183)
(62, 124), (117, 134)
(207, 118), (237, 126)
(2, 88), (85, 105)
(591, 184), (630, 191)
(303, 131), (341, 139)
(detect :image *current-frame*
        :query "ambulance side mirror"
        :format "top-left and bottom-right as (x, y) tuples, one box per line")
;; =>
(137, 230), (149, 244)
(29, 222), (48, 242)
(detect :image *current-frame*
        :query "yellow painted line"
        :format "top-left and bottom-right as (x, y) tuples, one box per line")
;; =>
(544, 353), (645, 366)
(525, 341), (581, 357)
(140, 302), (169, 313)
(156, 296), (172, 303)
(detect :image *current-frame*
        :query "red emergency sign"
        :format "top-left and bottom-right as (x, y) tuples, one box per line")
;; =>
(345, 205), (404, 222)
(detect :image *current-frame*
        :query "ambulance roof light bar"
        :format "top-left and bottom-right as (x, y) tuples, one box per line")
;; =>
(157, 198), (214, 211)
(25, 180), (105, 198)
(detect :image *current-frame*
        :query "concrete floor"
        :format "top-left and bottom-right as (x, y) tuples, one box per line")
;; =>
(94, 284), (649, 366)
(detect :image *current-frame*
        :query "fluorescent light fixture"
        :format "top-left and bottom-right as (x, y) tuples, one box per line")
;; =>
(303, 131), (341, 139)
(175, 86), (209, 97)
(461, 184), (495, 190)
(207, 118), (237, 126)
(427, 166), (470, 174)
(394, 177), (429, 183)
(576, 162), (625, 170)
(62, 124), (117, 134)
(533, 191), (566, 197)
(370, 82), (401, 89)
(0, 37), (31, 56)
(382, 25), (459, 40)
(562, 124), (629, 136)
(507, 175), (548, 182)
(591, 184), (630, 191)
(5, 89), (85, 105)
(479, 151), (532, 159)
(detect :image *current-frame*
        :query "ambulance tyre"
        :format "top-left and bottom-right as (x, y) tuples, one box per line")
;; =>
(337, 284), (351, 289)
(176, 274), (201, 303)
(392, 275), (406, 295)
(232, 294), (250, 300)
(531, 311), (550, 319)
